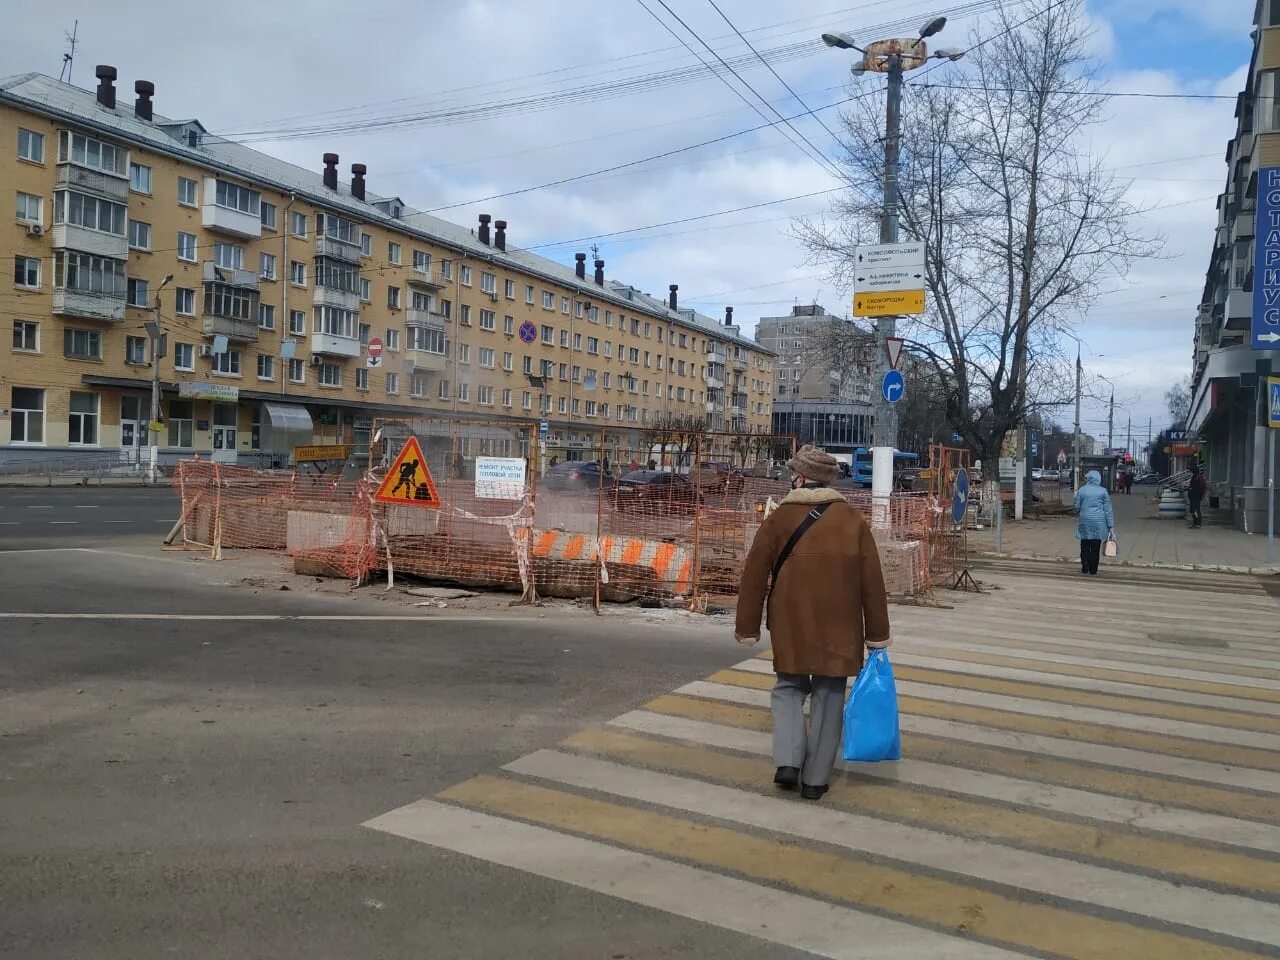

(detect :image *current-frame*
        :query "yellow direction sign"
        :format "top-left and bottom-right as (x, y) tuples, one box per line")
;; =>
(854, 289), (925, 318)
(374, 436), (441, 509)
(294, 444), (352, 463)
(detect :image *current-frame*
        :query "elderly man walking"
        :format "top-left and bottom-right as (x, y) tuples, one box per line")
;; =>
(735, 445), (891, 800)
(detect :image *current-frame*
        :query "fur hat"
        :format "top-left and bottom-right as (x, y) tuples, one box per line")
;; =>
(786, 444), (839, 485)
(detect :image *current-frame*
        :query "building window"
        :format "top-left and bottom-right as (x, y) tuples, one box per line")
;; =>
(562, 297), (571, 314)
(504, 278), (515, 299)
(259, 304), (276, 330)
(603, 372), (611, 388)
(318, 363), (341, 387)
(604, 342), (613, 358)
(290, 211), (307, 237)
(525, 284), (535, 305)
(522, 391), (532, 410)
(438, 379), (450, 400)
(125, 335), (147, 364)
(16, 191), (42, 223)
(386, 372), (399, 395)
(478, 385), (494, 406)
(408, 325), (445, 354)
(480, 309), (495, 331)
(460, 265), (472, 286)
(574, 333), (583, 350)
(314, 306), (358, 339)
(17, 128), (44, 164)
(14, 255), (40, 289)
(503, 315), (514, 336)
(502, 388), (512, 407)
(458, 382), (470, 402)
(411, 373), (429, 398)
(541, 324), (554, 345)
(387, 285), (400, 309)
(356, 367), (369, 390)
(459, 343), (471, 364)
(10, 387), (44, 443)
(54, 191), (126, 235)
(386, 328), (400, 350)
(289, 309), (306, 335)
(572, 365), (581, 383)
(68, 391), (99, 445)
(290, 261), (306, 285)
(211, 350), (241, 375)
(288, 358), (304, 383)
(213, 242), (243, 270)
(360, 232), (372, 256)
(413, 249), (430, 273)
(481, 271), (496, 294)
(440, 259), (452, 280)
(358, 323), (371, 345)
(257, 354), (275, 381)
(167, 400), (194, 447)
(129, 162), (152, 194)
(503, 351), (513, 371)
(128, 219), (151, 250)
(542, 291), (554, 310)
(214, 180), (260, 216)
(585, 400), (597, 417)
(174, 342), (194, 371)
(178, 177), (198, 206)
(560, 329), (570, 349)
(459, 304), (471, 326)
(260, 252), (277, 280)
(12, 320), (38, 352)
(388, 241), (401, 265)
(127, 277), (149, 308)
(260, 201), (277, 229)
(479, 347), (495, 368)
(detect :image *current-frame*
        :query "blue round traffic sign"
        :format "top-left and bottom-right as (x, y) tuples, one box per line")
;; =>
(518, 321), (538, 345)
(951, 468), (969, 525)
(881, 369), (905, 404)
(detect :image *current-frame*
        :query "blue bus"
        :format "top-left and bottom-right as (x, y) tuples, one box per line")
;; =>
(851, 447), (920, 487)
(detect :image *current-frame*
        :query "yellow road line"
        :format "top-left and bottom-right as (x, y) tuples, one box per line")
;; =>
(642, 694), (1280, 825)
(439, 775), (1269, 960)
(705, 669), (1280, 773)
(562, 727), (1280, 898)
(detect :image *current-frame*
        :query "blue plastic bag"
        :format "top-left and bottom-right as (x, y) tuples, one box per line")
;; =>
(842, 648), (901, 762)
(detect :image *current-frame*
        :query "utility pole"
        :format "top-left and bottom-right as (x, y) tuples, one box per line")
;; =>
(1127, 414), (1132, 463)
(144, 275), (173, 485)
(1107, 388), (1115, 451)
(1073, 345), (1082, 493)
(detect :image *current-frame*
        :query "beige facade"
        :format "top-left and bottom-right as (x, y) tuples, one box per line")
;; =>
(2, 71), (774, 468)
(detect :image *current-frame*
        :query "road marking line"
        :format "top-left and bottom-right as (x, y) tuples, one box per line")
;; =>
(440, 775), (1266, 960)
(0, 613), (511, 622)
(103, 520), (134, 524)
(507, 749), (1280, 942)
(566, 727), (1280, 861)
(607, 710), (1280, 836)
(73, 505), (99, 509)
(363, 800), (1022, 960)
(26, 505), (53, 510)
(48, 521), (78, 525)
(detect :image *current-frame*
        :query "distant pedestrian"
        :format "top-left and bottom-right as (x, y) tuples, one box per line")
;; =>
(1123, 471), (1134, 495)
(1073, 469), (1115, 576)
(1188, 463), (1208, 529)
(735, 445), (891, 801)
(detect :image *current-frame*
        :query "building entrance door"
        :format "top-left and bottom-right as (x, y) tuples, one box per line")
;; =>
(211, 403), (238, 464)
(120, 395), (149, 465)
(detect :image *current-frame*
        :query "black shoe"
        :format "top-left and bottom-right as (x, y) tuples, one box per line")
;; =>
(800, 783), (828, 801)
(774, 766), (800, 790)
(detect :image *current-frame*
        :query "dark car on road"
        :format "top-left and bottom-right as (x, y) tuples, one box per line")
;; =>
(540, 459), (613, 492)
(610, 470), (700, 513)
(688, 461), (745, 495)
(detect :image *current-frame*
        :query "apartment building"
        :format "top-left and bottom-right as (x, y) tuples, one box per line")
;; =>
(1, 68), (774, 469)
(1189, 1), (1280, 530)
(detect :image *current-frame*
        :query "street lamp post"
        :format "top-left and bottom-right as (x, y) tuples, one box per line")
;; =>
(822, 19), (964, 515)
(145, 274), (173, 485)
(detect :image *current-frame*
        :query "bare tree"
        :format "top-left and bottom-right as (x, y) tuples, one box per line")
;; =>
(1165, 376), (1191, 428)
(796, 0), (1159, 464)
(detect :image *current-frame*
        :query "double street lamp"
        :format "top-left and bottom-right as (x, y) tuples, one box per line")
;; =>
(821, 17), (964, 512)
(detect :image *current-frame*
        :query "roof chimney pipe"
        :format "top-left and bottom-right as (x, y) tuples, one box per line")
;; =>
(133, 80), (154, 121)
(478, 213), (491, 246)
(322, 153), (339, 190)
(350, 163), (366, 201)
(594, 259), (604, 286)
(574, 253), (587, 279)
(494, 219), (507, 251)
(668, 284), (678, 310)
(95, 65), (117, 109)
(724, 306), (734, 326)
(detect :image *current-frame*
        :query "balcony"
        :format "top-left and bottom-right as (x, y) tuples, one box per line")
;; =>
(315, 233), (363, 264)
(407, 308), (446, 330)
(406, 267), (445, 289)
(404, 348), (448, 372)
(202, 181), (262, 239)
(50, 224), (128, 260)
(1232, 211), (1255, 242)
(310, 332), (361, 358)
(733, 357), (748, 372)
(202, 261), (260, 290)
(52, 288), (126, 323)
(313, 284), (360, 312)
(1225, 288), (1252, 329)
(202, 314), (259, 342)
(706, 346), (727, 363)
(56, 163), (129, 202)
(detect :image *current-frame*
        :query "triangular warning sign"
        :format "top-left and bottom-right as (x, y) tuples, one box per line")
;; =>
(886, 336), (904, 370)
(374, 436), (441, 509)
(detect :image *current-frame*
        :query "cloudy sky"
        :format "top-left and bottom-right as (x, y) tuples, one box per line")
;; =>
(2, 0), (1252, 449)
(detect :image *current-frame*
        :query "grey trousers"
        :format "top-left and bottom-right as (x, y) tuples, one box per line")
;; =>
(772, 673), (848, 787)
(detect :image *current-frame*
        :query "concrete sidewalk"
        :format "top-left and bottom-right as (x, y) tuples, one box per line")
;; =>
(972, 486), (1280, 574)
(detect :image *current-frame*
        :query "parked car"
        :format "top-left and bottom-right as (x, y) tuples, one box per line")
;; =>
(540, 459), (613, 492)
(610, 470), (700, 513)
(1134, 471), (1162, 485)
(687, 461), (745, 494)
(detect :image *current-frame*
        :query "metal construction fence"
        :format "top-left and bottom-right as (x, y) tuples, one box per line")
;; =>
(171, 419), (958, 607)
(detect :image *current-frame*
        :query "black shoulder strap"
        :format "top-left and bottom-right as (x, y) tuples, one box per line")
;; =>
(771, 501), (835, 587)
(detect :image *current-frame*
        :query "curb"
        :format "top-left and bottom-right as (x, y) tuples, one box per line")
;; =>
(974, 551), (1280, 577)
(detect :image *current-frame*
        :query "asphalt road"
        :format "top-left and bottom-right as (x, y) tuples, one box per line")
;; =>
(0, 539), (806, 960)
(0, 487), (180, 548)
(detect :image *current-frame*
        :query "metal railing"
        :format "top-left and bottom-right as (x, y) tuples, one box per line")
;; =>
(0, 454), (154, 485)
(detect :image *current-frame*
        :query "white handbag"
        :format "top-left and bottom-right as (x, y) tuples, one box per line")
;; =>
(1103, 534), (1118, 559)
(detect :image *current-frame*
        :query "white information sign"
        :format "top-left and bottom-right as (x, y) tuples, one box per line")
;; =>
(475, 456), (527, 500)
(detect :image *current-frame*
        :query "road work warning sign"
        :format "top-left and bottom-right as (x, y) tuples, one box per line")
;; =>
(374, 436), (441, 508)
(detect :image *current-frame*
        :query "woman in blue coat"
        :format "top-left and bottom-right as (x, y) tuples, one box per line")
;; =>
(1074, 470), (1115, 576)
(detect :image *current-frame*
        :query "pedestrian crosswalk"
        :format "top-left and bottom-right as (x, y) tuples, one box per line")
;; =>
(366, 566), (1280, 958)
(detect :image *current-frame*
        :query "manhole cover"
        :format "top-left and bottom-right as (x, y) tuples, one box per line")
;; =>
(1148, 633), (1228, 648)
